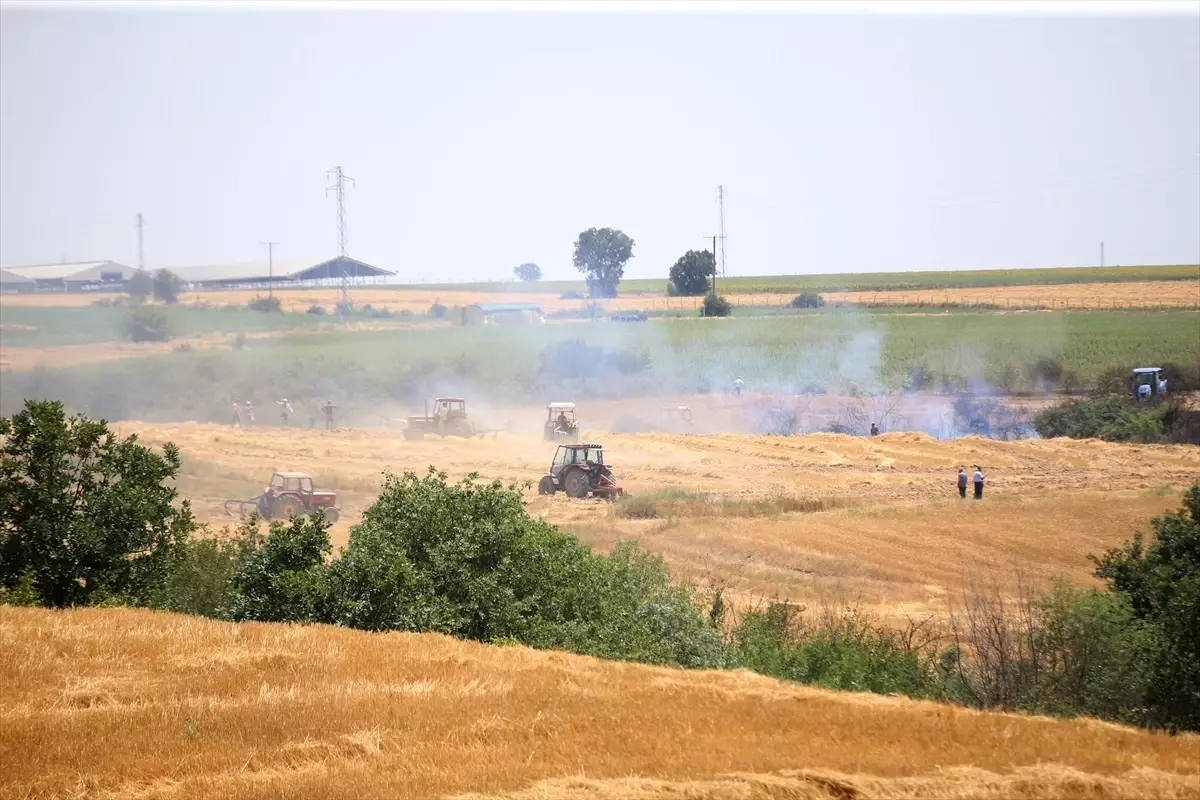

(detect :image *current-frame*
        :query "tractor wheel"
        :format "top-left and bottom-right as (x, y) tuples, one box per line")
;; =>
(273, 495), (304, 520)
(537, 476), (556, 495)
(403, 427), (423, 440)
(450, 419), (473, 438)
(323, 507), (341, 524)
(563, 469), (590, 499)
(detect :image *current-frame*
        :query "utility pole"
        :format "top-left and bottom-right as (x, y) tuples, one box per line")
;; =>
(716, 185), (728, 276)
(261, 241), (279, 298)
(1100, 241), (1105, 268)
(709, 235), (718, 294)
(136, 213), (145, 272)
(326, 166), (356, 313)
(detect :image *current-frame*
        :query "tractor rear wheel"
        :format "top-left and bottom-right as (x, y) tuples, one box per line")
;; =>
(537, 476), (556, 495)
(323, 507), (340, 524)
(273, 495), (304, 520)
(563, 469), (590, 499)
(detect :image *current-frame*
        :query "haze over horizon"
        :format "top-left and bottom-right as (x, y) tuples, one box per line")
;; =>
(1, 5), (1197, 283)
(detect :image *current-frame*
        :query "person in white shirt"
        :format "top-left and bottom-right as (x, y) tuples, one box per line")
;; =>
(973, 466), (985, 500)
(733, 377), (744, 397)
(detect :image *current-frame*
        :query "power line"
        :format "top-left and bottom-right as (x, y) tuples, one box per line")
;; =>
(326, 166), (356, 312)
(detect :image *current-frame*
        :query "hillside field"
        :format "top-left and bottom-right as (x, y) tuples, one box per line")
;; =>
(115, 419), (1200, 621)
(2, 606), (1198, 800)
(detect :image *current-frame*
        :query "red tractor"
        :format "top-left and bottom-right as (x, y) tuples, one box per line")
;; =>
(224, 471), (341, 523)
(537, 443), (624, 500)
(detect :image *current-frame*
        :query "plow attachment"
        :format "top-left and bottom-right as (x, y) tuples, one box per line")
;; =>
(593, 472), (624, 500)
(224, 496), (264, 517)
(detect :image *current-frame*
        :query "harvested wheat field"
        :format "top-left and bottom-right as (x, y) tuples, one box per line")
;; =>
(2, 277), (1197, 314)
(1, 606), (1197, 800)
(128, 420), (1200, 620)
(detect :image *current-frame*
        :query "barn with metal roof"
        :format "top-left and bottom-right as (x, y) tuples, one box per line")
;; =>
(0, 260), (136, 291)
(0, 268), (36, 293)
(167, 256), (394, 289)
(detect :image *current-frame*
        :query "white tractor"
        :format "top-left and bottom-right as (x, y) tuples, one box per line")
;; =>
(1129, 367), (1167, 401)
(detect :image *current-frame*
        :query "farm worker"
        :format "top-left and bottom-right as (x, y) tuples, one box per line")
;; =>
(733, 377), (744, 397)
(1159, 377), (1168, 394)
(870, 422), (879, 436)
(436, 402), (449, 435)
(957, 468), (968, 499)
(322, 400), (337, 430)
(232, 399), (242, 426)
(244, 400), (255, 425)
(556, 410), (569, 431)
(276, 398), (294, 426)
(973, 466), (985, 500)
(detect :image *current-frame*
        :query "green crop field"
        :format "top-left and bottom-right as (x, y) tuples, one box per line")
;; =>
(0, 305), (391, 348)
(3, 309), (1195, 424)
(381, 263), (1199, 296)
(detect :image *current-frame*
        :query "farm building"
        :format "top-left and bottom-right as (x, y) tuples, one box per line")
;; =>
(0, 268), (36, 293)
(0, 260), (136, 292)
(167, 256), (394, 289)
(461, 302), (546, 326)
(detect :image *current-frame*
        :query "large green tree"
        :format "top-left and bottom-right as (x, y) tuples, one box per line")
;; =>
(153, 269), (182, 304)
(668, 250), (715, 296)
(572, 227), (634, 298)
(0, 400), (196, 607)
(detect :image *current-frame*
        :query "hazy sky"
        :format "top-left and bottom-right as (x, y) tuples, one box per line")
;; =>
(1, 5), (1197, 282)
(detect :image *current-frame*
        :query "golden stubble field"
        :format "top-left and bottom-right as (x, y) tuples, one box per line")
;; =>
(1, 278), (1197, 313)
(131, 416), (1200, 620)
(2, 606), (1198, 800)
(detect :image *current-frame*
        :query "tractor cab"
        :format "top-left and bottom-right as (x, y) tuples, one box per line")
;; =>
(544, 402), (579, 442)
(434, 397), (468, 419)
(550, 443), (605, 476)
(1129, 368), (1166, 400)
(541, 443), (622, 499)
(660, 405), (695, 432)
(269, 471), (313, 495)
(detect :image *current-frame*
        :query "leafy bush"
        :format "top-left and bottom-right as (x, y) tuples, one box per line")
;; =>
(159, 534), (246, 617)
(125, 304), (172, 342)
(428, 302), (447, 319)
(732, 603), (940, 697)
(560, 291), (584, 300)
(246, 295), (282, 313)
(700, 292), (731, 317)
(307, 304), (326, 315)
(0, 400), (196, 608)
(790, 293), (825, 309)
(1033, 395), (1168, 441)
(1092, 485), (1200, 732)
(153, 269), (182, 305)
(127, 269), (154, 301)
(227, 512), (331, 624)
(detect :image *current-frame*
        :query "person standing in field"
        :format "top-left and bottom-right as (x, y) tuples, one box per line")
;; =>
(276, 398), (294, 427)
(232, 398), (242, 426)
(322, 400), (337, 431)
(958, 467), (968, 499)
(733, 377), (744, 397)
(973, 465), (985, 500)
(244, 400), (255, 425)
(870, 422), (879, 436)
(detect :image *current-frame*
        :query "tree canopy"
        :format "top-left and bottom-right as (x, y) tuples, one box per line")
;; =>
(513, 263), (542, 282)
(572, 227), (634, 298)
(668, 250), (715, 296)
(0, 400), (196, 607)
